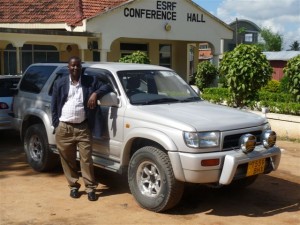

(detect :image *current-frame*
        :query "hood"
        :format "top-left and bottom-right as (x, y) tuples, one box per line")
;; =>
(128, 101), (266, 132)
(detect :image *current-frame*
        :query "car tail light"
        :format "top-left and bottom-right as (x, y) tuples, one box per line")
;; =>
(0, 102), (9, 109)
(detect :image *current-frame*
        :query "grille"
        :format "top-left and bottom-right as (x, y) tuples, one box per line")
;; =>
(223, 130), (262, 150)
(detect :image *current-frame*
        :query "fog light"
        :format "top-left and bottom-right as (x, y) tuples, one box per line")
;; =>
(262, 130), (276, 149)
(239, 134), (256, 153)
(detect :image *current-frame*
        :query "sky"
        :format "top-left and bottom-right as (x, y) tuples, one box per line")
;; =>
(192, 0), (300, 50)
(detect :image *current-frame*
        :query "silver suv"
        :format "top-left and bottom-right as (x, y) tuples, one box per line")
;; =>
(12, 62), (281, 212)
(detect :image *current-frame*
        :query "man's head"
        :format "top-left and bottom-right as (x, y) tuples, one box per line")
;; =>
(68, 56), (82, 79)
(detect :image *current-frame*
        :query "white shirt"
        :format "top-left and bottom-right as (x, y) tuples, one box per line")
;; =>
(59, 78), (86, 123)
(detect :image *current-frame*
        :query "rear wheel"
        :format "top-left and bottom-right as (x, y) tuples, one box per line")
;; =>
(128, 146), (184, 212)
(24, 124), (59, 172)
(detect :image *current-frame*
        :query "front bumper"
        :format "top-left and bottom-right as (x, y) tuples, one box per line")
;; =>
(168, 145), (281, 185)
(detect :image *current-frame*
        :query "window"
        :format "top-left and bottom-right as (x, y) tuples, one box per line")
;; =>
(0, 77), (21, 97)
(21, 44), (59, 72)
(120, 43), (148, 58)
(245, 33), (253, 43)
(20, 66), (57, 93)
(159, 45), (171, 68)
(199, 44), (209, 50)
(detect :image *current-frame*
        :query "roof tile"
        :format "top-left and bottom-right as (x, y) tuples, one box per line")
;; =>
(0, 0), (128, 25)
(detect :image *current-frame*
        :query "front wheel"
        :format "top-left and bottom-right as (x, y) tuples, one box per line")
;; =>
(128, 146), (184, 212)
(24, 124), (59, 172)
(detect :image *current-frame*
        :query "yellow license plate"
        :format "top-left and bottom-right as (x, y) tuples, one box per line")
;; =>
(246, 158), (266, 176)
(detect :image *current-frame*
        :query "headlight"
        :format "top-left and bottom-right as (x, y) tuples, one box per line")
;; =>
(183, 131), (220, 148)
(263, 122), (271, 131)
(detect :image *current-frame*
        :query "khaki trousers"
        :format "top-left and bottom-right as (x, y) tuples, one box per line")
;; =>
(55, 121), (97, 193)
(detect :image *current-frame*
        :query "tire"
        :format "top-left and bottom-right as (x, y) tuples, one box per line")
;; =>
(128, 146), (184, 212)
(24, 124), (59, 172)
(226, 175), (258, 189)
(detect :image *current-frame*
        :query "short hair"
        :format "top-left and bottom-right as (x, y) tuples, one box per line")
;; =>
(68, 56), (81, 63)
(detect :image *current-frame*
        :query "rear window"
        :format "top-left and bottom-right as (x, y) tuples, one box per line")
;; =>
(0, 77), (21, 97)
(20, 66), (57, 93)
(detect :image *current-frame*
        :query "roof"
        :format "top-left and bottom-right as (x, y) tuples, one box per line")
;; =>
(263, 51), (300, 61)
(0, 0), (128, 26)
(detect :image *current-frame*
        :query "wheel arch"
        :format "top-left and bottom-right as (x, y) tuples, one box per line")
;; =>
(21, 109), (53, 143)
(120, 128), (178, 167)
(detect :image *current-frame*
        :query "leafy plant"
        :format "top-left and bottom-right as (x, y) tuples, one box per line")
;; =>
(283, 55), (300, 102)
(195, 61), (218, 91)
(119, 51), (150, 64)
(219, 44), (273, 107)
(259, 27), (283, 51)
(261, 79), (280, 93)
(278, 75), (290, 93)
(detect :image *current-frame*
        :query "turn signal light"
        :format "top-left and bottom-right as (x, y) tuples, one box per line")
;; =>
(201, 159), (220, 166)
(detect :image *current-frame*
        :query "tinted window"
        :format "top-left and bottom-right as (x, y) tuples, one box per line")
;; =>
(48, 67), (69, 96)
(20, 66), (57, 93)
(0, 77), (20, 97)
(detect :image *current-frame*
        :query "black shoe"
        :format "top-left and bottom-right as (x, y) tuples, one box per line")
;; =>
(70, 189), (80, 199)
(87, 191), (97, 201)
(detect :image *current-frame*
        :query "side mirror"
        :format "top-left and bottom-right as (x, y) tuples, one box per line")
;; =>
(98, 92), (119, 107)
(191, 85), (201, 96)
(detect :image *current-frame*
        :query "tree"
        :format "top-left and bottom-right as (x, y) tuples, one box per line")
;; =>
(119, 51), (150, 64)
(219, 44), (273, 107)
(283, 55), (300, 102)
(259, 28), (283, 51)
(195, 61), (218, 91)
(289, 41), (300, 51)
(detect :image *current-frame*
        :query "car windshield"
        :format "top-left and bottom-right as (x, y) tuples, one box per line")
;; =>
(117, 70), (200, 105)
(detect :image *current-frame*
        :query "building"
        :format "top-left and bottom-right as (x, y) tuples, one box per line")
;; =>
(224, 19), (261, 52)
(0, 0), (233, 81)
(263, 51), (300, 80)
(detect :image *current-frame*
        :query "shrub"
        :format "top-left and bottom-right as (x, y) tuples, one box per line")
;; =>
(261, 79), (280, 93)
(278, 75), (290, 93)
(219, 44), (273, 107)
(283, 55), (300, 102)
(195, 61), (218, 91)
(119, 51), (150, 64)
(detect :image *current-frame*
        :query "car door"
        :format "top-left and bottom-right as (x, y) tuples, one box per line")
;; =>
(83, 68), (124, 162)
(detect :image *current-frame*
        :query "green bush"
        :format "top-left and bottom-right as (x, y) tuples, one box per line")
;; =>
(119, 51), (150, 64)
(258, 91), (295, 102)
(202, 88), (300, 115)
(195, 61), (218, 91)
(278, 75), (290, 93)
(219, 44), (273, 107)
(261, 79), (280, 93)
(283, 55), (300, 102)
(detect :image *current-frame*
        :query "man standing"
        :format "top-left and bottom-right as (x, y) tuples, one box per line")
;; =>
(51, 56), (111, 201)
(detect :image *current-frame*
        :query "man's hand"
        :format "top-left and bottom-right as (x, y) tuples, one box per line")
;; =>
(87, 92), (98, 109)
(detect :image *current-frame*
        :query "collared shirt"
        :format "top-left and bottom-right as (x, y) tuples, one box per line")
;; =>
(59, 77), (86, 123)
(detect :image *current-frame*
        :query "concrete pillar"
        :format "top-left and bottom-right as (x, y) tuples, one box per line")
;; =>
(16, 47), (21, 74)
(100, 49), (108, 62)
(80, 49), (85, 62)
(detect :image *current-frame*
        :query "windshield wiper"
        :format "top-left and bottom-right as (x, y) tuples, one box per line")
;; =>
(180, 96), (201, 102)
(144, 97), (180, 105)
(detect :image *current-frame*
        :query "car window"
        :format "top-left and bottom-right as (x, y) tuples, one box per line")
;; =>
(48, 67), (69, 96)
(84, 68), (119, 94)
(20, 66), (57, 93)
(0, 77), (21, 97)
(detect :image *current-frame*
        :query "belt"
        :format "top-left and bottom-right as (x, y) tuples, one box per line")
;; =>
(61, 120), (87, 126)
